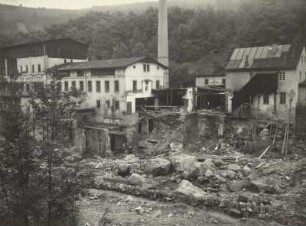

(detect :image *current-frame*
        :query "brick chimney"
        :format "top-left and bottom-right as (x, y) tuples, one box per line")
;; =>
(158, 0), (169, 68)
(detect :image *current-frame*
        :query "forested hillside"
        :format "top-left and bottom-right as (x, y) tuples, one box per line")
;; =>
(0, 0), (305, 87)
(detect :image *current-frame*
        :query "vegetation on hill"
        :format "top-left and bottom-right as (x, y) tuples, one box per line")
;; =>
(0, 0), (305, 87)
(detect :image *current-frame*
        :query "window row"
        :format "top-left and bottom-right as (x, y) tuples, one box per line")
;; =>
(96, 99), (120, 110)
(64, 80), (120, 93)
(261, 92), (289, 105)
(20, 64), (42, 73)
(132, 80), (161, 91)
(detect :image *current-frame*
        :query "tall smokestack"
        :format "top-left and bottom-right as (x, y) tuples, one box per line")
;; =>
(158, 0), (169, 68)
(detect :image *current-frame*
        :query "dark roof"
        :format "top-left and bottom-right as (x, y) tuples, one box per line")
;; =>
(225, 44), (303, 72)
(57, 56), (168, 71)
(1, 38), (88, 49)
(196, 74), (225, 78)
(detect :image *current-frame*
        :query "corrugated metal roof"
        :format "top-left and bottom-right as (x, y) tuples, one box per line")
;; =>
(226, 44), (303, 71)
(57, 56), (167, 71)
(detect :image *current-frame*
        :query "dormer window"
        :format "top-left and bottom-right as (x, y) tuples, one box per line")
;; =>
(133, 65), (136, 69)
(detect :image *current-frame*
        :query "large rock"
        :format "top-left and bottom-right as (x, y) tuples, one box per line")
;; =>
(228, 179), (250, 192)
(117, 162), (131, 177)
(213, 158), (224, 167)
(169, 154), (197, 173)
(227, 164), (241, 172)
(242, 165), (252, 176)
(129, 173), (145, 186)
(225, 169), (236, 179)
(249, 180), (281, 194)
(175, 180), (206, 200)
(145, 158), (172, 176)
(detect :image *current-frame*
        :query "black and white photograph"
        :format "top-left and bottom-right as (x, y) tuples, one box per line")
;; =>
(0, 0), (306, 225)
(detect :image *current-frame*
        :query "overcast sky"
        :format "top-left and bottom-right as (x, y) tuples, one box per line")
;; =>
(0, 0), (157, 9)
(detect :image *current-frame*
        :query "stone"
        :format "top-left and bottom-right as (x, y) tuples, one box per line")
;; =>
(135, 206), (144, 215)
(216, 175), (227, 183)
(229, 208), (243, 218)
(213, 158), (224, 167)
(237, 171), (244, 179)
(117, 162), (131, 177)
(220, 170), (227, 178)
(175, 180), (206, 200)
(226, 170), (236, 179)
(228, 180), (250, 192)
(227, 164), (241, 172)
(145, 157), (172, 176)
(205, 169), (214, 177)
(169, 154), (197, 173)
(129, 173), (145, 186)
(238, 194), (249, 203)
(249, 180), (281, 194)
(242, 165), (252, 176)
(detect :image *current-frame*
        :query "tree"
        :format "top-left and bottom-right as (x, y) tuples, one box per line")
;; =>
(29, 79), (84, 226)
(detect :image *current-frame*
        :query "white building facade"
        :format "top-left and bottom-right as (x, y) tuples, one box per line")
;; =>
(58, 56), (168, 117)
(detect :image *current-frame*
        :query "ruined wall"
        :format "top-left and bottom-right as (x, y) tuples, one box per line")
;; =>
(147, 113), (225, 153)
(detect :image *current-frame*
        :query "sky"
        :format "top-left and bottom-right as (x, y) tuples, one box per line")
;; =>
(0, 0), (157, 9)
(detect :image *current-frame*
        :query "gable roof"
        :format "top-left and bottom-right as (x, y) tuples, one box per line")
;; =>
(225, 43), (303, 72)
(57, 56), (168, 71)
(1, 38), (88, 49)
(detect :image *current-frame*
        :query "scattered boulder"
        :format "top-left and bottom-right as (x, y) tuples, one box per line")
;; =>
(117, 162), (131, 177)
(145, 158), (172, 176)
(170, 154), (197, 173)
(129, 173), (145, 186)
(213, 158), (224, 167)
(228, 179), (250, 192)
(249, 180), (281, 194)
(225, 170), (236, 179)
(227, 164), (241, 172)
(242, 165), (252, 176)
(176, 180), (206, 200)
(205, 169), (214, 177)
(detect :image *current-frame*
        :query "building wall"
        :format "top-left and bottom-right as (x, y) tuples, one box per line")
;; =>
(61, 70), (126, 116)
(125, 62), (166, 91)
(298, 86), (306, 107)
(196, 76), (225, 87)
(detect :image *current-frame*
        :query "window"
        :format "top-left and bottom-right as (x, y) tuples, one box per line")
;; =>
(71, 59), (73, 63)
(38, 64), (41, 73)
(96, 100), (101, 108)
(222, 79), (226, 85)
(26, 84), (30, 92)
(156, 80), (160, 89)
(77, 71), (84, 77)
(106, 100), (110, 108)
(300, 72), (302, 81)
(133, 80), (137, 92)
(79, 81), (84, 91)
(20, 65), (23, 73)
(105, 81), (110, 93)
(280, 92), (286, 104)
(114, 80), (119, 92)
(64, 59), (67, 63)
(133, 65), (136, 69)
(96, 81), (101, 93)
(143, 64), (150, 72)
(278, 72), (285, 81)
(88, 81), (92, 92)
(32, 65), (35, 73)
(26, 65), (28, 73)
(263, 94), (269, 104)
(71, 81), (76, 88)
(115, 101), (119, 110)
(205, 79), (209, 85)
(144, 81), (149, 91)
(64, 81), (68, 91)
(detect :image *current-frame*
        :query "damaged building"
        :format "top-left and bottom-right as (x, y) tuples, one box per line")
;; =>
(225, 43), (306, 124)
